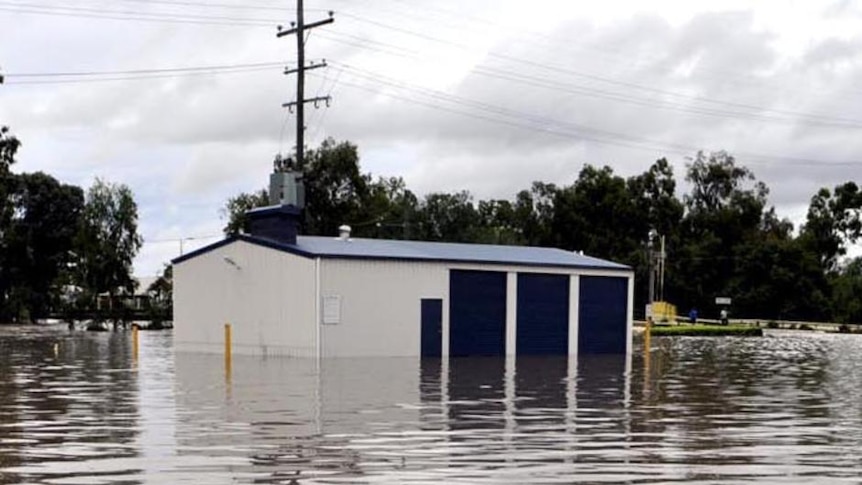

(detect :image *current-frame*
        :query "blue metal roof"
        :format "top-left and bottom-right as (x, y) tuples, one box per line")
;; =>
(174, 234), (630, 271)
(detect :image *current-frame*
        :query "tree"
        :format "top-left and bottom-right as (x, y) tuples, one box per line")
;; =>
(0, 126), (20, 173)
(475, 199), (525, 245)
(415, 191), (480, 242)
(672, 151), (771, 312)
(295, 139), (371, 236)
(74, 179), (143, 319)
(224, 139), (382, 237)
(552, 165), (644, 259)
(222, 189), (268, 235)
(513, 182), (557, 247)
(355, 176), (420, 240)
(831, 257), (862, 324)
(146, 264), (173, 328)
(798, 182), (862, 273)
(627, 158), (683, 238)
(0, 173), (83, 321)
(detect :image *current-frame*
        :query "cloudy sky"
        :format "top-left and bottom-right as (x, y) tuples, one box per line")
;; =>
(2, 0), (862, 276)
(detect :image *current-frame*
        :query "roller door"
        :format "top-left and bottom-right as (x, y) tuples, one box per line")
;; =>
(449, 270), (506, 357)
(578, 276), (628, 354)
(517, 273), (569, 355)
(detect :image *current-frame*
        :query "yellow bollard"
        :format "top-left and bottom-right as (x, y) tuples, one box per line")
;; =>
(643, 318), (652, 395)
(224, 323), (232, 382)
(132, 324), (139, 362)
(644, 317), (652, 354)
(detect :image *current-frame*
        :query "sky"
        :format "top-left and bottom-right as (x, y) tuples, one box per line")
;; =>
(2, 0), (862, 276)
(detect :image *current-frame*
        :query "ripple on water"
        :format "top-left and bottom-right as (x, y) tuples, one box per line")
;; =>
(1, 326), (862, 483)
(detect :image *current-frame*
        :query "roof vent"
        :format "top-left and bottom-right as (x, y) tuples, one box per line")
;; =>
(338, 225), (351, 241)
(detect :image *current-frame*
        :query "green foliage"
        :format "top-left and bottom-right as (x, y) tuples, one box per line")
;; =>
(74, 179), (143, 310)
(0, 129), (147, 323)
(222, 189), (268, 235)
(0, 173), (84, 321)
(222, 142), (862, 325)
(0, 126), (20, 173)
(799, 182), (862, 272)
(831, 257), (862, 324)
(145, 264), (173, 328)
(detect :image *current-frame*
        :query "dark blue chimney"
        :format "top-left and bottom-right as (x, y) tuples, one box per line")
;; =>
(246, 204), (301, 245)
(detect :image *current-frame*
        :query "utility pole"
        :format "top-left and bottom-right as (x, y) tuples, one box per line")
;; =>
(277, 1), (333, 169)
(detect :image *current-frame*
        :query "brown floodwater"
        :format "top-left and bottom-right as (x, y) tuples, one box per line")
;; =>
(0, 325), (861, 484)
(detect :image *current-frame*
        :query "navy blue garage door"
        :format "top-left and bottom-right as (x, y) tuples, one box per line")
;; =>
(517, 273), (569, 355)
(579, 276), (628, 354)
(449, 270), (507, 357)
(421, 299), (443, 358)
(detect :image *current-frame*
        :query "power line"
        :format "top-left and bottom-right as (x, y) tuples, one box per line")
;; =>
(356, 0), (862, 103)
(2, 64), (288, 85)
(5, 61), (289, 78)
(112, 0), (313, 12)
(11, 1), (856, 128)
(8, 0), (862, 121)
(319, 63), (862, 167)
(0, 2), (275, 26)
(316, 29), (862, 129)
(145, 234), (221, 244)
(334, 11), (862, 128)
(87, 0), (862, 105)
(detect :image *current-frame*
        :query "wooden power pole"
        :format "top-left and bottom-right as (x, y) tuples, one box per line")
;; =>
(277, 0), (334, 168)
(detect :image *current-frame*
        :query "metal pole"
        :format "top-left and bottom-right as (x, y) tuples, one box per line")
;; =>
(295, 0), (305, 168)
(132, 324), (139, 362)
(224, 322), (232, 380)
(659, 235), (666, 302)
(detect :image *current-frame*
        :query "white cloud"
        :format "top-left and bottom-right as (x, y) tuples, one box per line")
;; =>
(3, 0), (862, 275)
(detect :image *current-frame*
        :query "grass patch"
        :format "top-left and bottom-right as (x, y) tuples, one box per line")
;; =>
(649, 324), (763, 337)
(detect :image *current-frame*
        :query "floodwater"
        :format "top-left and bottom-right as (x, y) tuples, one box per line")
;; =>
(1, 328), (861, 484)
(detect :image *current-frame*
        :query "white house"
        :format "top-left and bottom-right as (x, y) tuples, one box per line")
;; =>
(173, 205), (634, 358)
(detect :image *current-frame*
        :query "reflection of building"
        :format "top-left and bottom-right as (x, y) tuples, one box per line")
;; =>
(174, 205), (634, 357)
(171, 352), (633, 482)
(173, 353), (422, 482)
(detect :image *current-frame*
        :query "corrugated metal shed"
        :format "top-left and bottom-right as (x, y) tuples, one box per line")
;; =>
(175, 234), (630, 271)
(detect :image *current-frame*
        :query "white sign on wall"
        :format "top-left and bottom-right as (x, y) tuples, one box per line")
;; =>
(322, 295), (342, 325)
(715, 297), (732, 305)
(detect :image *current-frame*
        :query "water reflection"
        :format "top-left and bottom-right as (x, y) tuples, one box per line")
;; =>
(0, 327), (141, 485)
(2, 327), (862, 483)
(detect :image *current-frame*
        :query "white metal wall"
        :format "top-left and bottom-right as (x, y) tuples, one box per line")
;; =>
(319, 259), (448, 357)
(318, 259), (633, 358)
(173, 240), (317, 356)
(175, 241), (634, 358)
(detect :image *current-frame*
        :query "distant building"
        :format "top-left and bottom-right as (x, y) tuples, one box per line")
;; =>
(95, 276), (158, 311)
(173, 205), (634, 358)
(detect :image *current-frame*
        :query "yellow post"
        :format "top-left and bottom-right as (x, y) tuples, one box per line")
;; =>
(224, 323), (232, 382)
(644, 317), (652, 393)
(132, 324), (139, 362)
(644, 317), (652, 353)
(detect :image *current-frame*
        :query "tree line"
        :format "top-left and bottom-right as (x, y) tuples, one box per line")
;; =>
(227, 138), (862, 324)
(0, 126), (146, 324)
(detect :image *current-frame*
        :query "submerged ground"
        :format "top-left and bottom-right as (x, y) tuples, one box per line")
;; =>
(0, 326), (860, 484)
